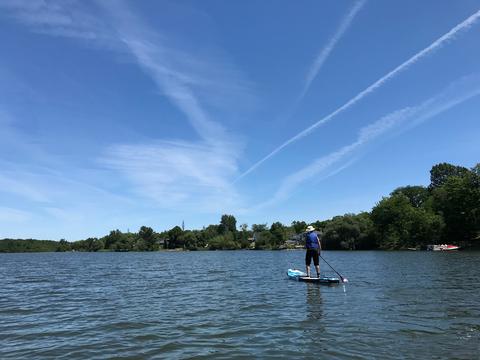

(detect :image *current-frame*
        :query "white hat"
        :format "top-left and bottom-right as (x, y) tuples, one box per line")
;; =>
(305, 225), (315, 232)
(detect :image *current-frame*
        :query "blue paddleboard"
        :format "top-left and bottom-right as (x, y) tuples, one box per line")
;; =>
(287, 268), (340, 284)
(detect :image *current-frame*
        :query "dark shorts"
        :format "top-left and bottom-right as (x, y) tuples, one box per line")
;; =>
(305, 249), (319, 266)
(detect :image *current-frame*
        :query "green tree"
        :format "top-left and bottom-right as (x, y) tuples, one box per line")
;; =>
(291, 220), (307, 234)
(139, 226), (156, 250)
(220, 214), (237, 234)
(254, 231), (275, 249)
(103, 230), (125, 250)
(270, 222), (286, 248)
(56, 239), (71, 252)
(239, 223), (251, 249)
(391, 186), (429, 208)
(208, 232), (238, 250)
(252, 224), (267, 233)
(180, 231), (198, 250)
(431, 171), (480, 242)
(323, 213), (375, 250)
(429, 163), (470, 190)
(471, 163), (480, 176)
(371, 194), (444, 249)
(167, 226), (183, 249)
(82, 237), (103, 252)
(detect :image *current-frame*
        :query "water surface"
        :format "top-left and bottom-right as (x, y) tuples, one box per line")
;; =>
(1, 251), (479, 359)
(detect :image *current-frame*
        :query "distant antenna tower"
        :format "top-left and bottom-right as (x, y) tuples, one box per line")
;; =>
(182, 221), (185, 231)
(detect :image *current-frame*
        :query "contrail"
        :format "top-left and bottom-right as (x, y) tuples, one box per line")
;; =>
(277, 1), (366, 129)
(301, 0), (366, 100)
(253, 74), (480, 209)
(236, 8), (480, 181)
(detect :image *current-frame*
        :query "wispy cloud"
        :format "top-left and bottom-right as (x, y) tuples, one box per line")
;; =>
(96, 1), (246, 209)
(1, 0), (250, 213)
(255, 74), (480, 208)
(237, 8), (480, 180)
(0, 207), (31, 223)
(0, 0), (116, 45)
(301, 0), (366, 100)
(101, 140), (242, 211)
(0, 173), (50, 203)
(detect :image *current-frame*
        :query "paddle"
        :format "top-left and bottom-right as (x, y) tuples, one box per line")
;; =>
(319, 254), (348, 283)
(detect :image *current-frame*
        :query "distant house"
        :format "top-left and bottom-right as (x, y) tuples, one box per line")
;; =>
(157, 238), (168, 248)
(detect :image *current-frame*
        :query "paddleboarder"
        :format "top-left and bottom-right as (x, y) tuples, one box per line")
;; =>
(305, 225), (322, 278)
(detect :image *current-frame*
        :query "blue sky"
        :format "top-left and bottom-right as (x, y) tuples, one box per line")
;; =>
(1, 0), (479, 240)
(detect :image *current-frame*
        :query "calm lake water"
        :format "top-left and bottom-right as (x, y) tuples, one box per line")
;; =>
(1, 250), (479, 359)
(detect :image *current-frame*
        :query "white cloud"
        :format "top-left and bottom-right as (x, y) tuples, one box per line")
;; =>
(0, 0), (116, 44)
(101, 140), (242, 212)
(1, 0), (250, 216)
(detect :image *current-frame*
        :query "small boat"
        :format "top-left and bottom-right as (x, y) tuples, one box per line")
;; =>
(426, 244), (460, 251)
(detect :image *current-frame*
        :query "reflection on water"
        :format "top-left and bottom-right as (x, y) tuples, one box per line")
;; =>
(305, 284), (323, 320)
(0, 250), (479, 359)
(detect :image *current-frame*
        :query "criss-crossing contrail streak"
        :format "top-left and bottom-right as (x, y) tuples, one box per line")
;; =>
(252, 74), (480, 209)
(236, 8), (480, 181)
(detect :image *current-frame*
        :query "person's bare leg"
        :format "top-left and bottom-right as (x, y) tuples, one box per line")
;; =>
(315, 265), (320, 278)
(306, 265), (311, 278)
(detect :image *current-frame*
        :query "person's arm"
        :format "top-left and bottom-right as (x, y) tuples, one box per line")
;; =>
(316, 234), (322, 252)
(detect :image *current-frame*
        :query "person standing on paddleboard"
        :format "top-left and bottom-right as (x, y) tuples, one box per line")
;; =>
(305, 225), (321, 278)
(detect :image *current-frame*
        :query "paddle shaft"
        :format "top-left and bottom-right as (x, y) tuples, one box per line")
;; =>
(319, 254), (345, 282)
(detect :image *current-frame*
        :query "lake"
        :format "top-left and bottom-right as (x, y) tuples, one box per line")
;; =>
(1, 250), (479, 359)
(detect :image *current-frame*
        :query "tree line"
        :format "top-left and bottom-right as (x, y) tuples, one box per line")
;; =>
(1, 162), (478, 253)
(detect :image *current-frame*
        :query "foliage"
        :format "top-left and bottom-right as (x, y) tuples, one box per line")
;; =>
(0, 239), (59, 252)
(4, 162), (479, 252)
(167, 226), (183, 249)
(429, 163), (470, 190)
(431, 170), (480, 243)
(138, 226), (156, 251)
(391, 186), (429, 208)
(371, 194), (444, 249)
(208, 232), (239, 250)
(269, 222), (287, 247)
(251, 224), (267, 233)
(220, 214), (237, 234)
(322, 213), (375, 250)
(291, 220), (307, 234)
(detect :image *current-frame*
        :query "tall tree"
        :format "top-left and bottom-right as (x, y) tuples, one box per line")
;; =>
(391, 186), (429, 208)
(220, 214), (237, 233)
(291, 220), (307, 234)
(103, 230), (125, 249)
(139, 226), (155, 250)
(323, 213), (375, 250)
(431, 171), (480, 242)
(167, 226), (183, 249)
(371, 194), (444, 249)
(251, 224), (267, 233)
(429, 163), (470, 189)
(270, 222), (287, 247)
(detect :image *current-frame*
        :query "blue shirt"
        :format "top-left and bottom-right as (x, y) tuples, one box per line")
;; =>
(306, 232), (319, 249)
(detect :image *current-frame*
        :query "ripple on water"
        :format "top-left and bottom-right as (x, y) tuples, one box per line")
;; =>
(1, 251), (480, 359)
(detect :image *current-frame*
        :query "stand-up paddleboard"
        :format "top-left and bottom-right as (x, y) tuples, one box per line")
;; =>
(287, 269), (340, 284)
